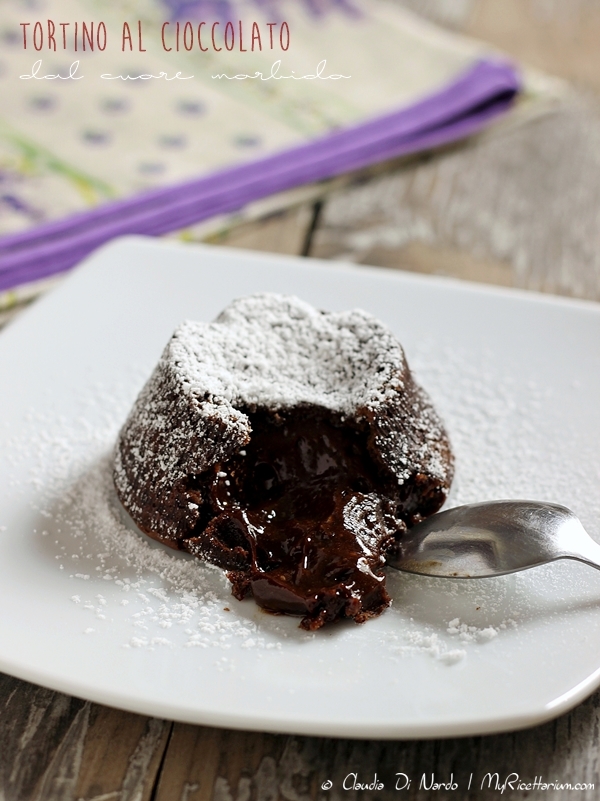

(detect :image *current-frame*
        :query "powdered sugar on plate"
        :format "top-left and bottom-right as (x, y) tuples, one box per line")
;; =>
(3, 335), (599, 665)
(3, 378), (297, 654)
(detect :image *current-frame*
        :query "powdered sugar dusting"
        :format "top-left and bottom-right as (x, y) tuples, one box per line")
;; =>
(177, 294), (408, 412)
(3, 330), (598, 665)
(2, 380), (299, 655)
(53, 456), (295, 652)
(447, 617), (517, 642)
(411, 341), (600, 538)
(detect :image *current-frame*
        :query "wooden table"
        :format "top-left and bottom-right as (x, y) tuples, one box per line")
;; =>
(2, 2), (600, 798)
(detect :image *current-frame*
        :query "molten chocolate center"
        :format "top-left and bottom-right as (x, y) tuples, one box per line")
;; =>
(185, 411), (399, 629)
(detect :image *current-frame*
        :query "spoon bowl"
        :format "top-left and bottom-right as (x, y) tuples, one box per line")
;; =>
(387, 500), (600, 578)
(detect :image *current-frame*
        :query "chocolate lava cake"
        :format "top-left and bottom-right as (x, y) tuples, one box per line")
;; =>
(114, 294), (453, 630)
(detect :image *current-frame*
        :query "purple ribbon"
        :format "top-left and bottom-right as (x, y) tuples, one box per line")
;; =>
(0, 59), (520, 292)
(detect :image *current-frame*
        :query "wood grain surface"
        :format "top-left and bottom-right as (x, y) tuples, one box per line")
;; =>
(310, 95), (600, 301)
(2, 670), (599, 800)
(2, 1), (600, 798)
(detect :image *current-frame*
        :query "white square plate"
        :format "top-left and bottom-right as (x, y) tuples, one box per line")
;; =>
(1, 237), (600, 738)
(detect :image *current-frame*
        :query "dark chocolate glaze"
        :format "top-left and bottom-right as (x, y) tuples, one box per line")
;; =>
(183, 410), (403, 630)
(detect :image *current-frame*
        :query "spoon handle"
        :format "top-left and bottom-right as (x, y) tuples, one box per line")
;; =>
(563, 537), (600, 571)
(557, 515), (600, 570)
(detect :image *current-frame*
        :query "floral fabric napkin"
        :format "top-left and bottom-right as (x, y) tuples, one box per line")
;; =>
(0, 0), (528, 299)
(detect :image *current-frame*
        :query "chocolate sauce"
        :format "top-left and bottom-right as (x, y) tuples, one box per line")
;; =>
(184, 410), (402, 630)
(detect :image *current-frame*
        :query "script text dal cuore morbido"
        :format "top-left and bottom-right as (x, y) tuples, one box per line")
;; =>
(19, 19), (290, 52)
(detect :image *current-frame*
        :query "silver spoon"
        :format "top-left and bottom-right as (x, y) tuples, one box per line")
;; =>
(386, 500), (600, 578)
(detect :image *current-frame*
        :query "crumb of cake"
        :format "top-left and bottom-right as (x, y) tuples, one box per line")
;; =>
(114, 293), (453, 629)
